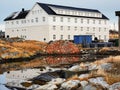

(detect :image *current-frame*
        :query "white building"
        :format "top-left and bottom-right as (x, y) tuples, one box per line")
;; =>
(0, 24), (5, 31)
(4, 2), (109, 42)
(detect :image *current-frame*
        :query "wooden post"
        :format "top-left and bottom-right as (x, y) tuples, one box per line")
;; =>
(115, 11), (120, 49)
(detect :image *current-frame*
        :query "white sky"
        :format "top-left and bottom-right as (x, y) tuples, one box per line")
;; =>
(0, 0), (120, 27)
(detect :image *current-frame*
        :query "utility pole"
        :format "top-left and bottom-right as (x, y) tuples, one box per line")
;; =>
(115, 11), (120, 49)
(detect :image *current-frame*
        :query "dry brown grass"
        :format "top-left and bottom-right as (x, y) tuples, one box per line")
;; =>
(0, 40), (47, 59)
(99, 47), (111, 53)
(94, 56), (120, 65)
(96, 57), (120, 85)
(104, 73), (120, 85)
(67, 75), (80, 81)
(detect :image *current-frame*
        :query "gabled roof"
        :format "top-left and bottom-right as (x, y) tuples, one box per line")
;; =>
(38, 2), (100, 13)
(4, 10), (30, 21)
(37, 2), (109, 20)
(4, 2), (109, 21)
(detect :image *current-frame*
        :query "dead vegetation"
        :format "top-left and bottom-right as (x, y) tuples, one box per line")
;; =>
(94, 56), (120, 85)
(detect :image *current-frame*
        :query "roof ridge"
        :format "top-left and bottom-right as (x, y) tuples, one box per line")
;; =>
(37, 2), (100, 12)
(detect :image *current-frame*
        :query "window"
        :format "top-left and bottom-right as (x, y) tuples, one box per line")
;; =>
(87, 27), (89, 31)
(24, 20), (26, 23)
(68, 35), (70, 39)
(53, 35), (56, 40)
(104, 28), (106, 32)
(81, 19), (83, 23)
(72, 11), (75, 15)
(61, 26), (63, 30)
(99, 27), (101, 32)
(11, 22), (14, 25)
(87, 19), (89, 24)
(99, 20), (101, 24)
(104, 35), (106, 41)
(93, 19), (95, 24)
(68, 18), (70, 22)
(60, 35), (63, 40)
(75, 27), (77, 31)
(27, 20), (30, 23)
(35, 17), (38, 22)
(60, 10), (63, 13)
(53, 26), (56, 30)
(93, 27), (95, 31)
(99, 35), (101, 39)
(16, 21), (19, 24)
(24, 36), (26, 38)
(32, 11), (34, 14)
(75, 18), (77, 23)
(81, 27), (83, 31)
(104, 20), (106, 24)
(53, 17), (56, 22)
(68, 26), (70, 30)
(61, 17), (63, 22)
(31, 19), (34, 23)
(38, 10), (40, 13)
(43, 17), (45, 22)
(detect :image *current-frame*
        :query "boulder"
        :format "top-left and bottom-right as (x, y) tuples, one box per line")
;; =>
(98, 63), (113, 71)
(88, 77), (109, 88)
(48, 78), (65, 85)
(109, 82), (120, 90)
(36, 84), (58, 90)
(68, 65), (80, 71)
(60, 80), (81, 90)
(79, 74), (89, 79)
(83, 84), (97, 90)
(80, 81), (88, 87)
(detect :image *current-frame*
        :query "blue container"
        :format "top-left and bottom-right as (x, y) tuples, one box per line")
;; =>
(74, 35), (92, 45)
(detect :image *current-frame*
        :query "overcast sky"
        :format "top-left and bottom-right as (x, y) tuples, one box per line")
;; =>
(1, 0), (120, 26)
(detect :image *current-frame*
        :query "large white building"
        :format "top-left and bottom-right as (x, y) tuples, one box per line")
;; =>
(4, 2), (109, 42)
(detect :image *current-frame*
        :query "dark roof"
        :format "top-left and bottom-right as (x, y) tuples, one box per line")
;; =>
(4, 10), (30, 21)
(37, 2), (109, 20)
(4, 2), (109, 21)
(109, 30), (118, 34)
(38, 2), (100, 13)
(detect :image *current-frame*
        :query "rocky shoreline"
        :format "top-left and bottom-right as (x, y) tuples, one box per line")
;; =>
(2, 56), (120, 90)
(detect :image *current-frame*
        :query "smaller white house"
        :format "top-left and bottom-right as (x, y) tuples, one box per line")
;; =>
(0, 24), (5, 31)
(4, 2), (110, 42)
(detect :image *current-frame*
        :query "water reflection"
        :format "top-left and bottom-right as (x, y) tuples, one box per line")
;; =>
(0, 56), (81, 74)
(0, 73), (9, 90)
(0, 55), (107, 89)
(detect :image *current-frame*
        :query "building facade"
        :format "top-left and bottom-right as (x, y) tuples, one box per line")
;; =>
(4, 2), (109, 42)
(109, 30), (118, 39)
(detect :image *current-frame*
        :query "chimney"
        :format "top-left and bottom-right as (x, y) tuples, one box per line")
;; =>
(22, 8), (25, 12)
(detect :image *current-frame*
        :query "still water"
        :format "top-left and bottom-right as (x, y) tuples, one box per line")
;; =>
(0, 55), (106, 90)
